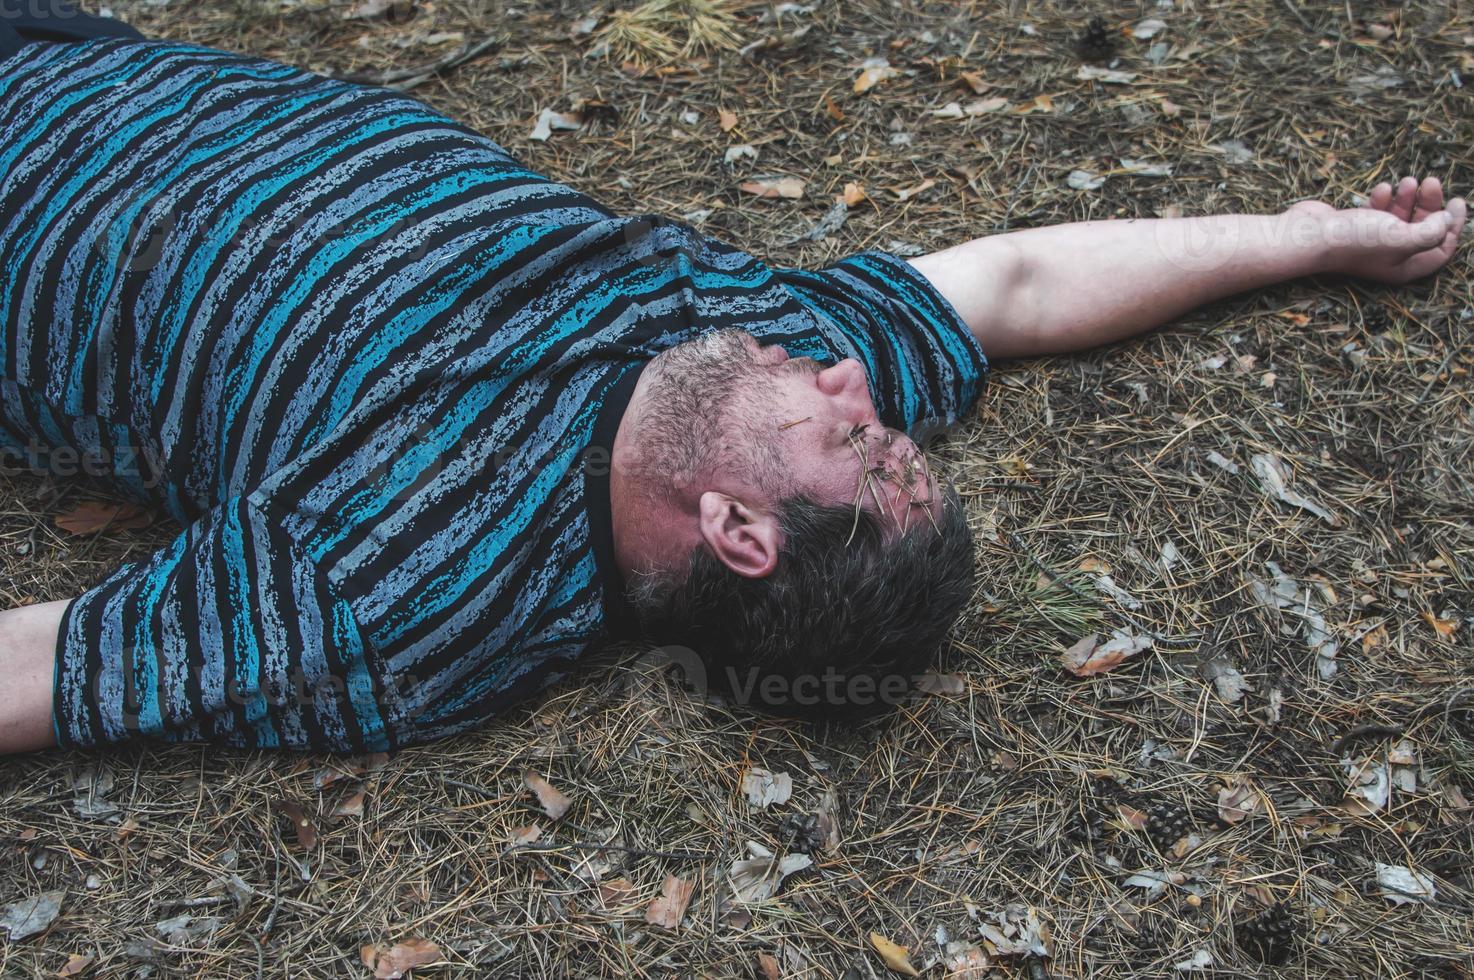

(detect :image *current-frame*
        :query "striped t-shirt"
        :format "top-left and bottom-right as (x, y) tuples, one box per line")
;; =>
(0, 38), (988, 752)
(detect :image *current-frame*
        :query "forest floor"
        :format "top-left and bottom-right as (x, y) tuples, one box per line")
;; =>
(2, 0), (1472, 977)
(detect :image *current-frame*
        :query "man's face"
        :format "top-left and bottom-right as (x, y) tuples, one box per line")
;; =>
(726, 332), (941, 529)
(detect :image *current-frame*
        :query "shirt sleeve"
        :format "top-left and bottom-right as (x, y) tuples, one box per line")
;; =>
(52, 495), (397, 752)
(769, 251), (988, 437)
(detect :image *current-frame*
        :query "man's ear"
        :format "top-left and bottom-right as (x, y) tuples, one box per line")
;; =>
(697, 491), (780, 579)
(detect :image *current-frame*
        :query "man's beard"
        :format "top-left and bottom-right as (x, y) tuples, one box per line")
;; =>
(632, 329), (786, 499)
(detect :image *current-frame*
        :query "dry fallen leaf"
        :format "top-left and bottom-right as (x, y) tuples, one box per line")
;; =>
(945, 943), (991, 978)
(55, 501), (153, 536)
(361, 938), (443, 980)
(890, 178), (936, 202)
(0, 890), (63, 941)
(870, 932), (920, 977)
(524, 771), (572, 820)
(1217, 777), (1260, 824)
(740, 176), (806, 199)
(957, 69), (988, 94)
(742, 768), (794, 808)
(1062, 631), (1152, 677)
(507, 824), (543, 848)
(275, 799), (317, 849)
(718, 108), (738, 132)
(1250, 452), (1339, 525)
(1376, 863), (1436, 905)
(56, 953), (93, 977)
(1422, 611), (1459, 639)
(330, 788), (366, 820)
(854, 58), (902, 93)
(529, 108), (583, 142)
(644, 874), (694, 929)
(599, 877), (637, 908)
(342, 0), (413, 20)
(965, 96), (1009, 114)
(729, 842), (813, 903)
(1117, 804), (1149, 830)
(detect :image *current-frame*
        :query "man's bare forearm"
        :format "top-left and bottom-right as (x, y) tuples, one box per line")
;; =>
(910, 178), (1465, 361)
(0, 599), (66, 753)
(912, 213), (1330, 359)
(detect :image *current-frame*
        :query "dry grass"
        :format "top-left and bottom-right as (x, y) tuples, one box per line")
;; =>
(3, 0), (1473, 977)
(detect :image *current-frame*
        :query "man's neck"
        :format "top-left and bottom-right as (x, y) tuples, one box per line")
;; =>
(608, 361), (701, 585)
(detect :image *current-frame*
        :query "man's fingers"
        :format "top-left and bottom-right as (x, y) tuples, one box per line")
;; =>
(1448, 197), (1468, 244)
(1366, 182), (1393, 211)
(1392, 175), (1419, 222)
(1414, 176), (1444, 219)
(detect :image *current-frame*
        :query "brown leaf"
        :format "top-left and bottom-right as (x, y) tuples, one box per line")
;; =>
(507, 824), (543, 847)
(644, 874), (694, 929)
(56, 953), (93, 977)
(964, 96), (1009, 115)
(1117, 804), (1149, 830)
(330, 789), (366, 820)
(957, 70), (989, 94)
(718, 108), (738, 132)
(757, 952), (781, 980)
(1422, 611), (1459, 639)
(854, 61), (901, 93)
(362, 938), (442, 980)
(275, 799), (317, 849)
(1060, 633), (1100, 672)
(55, 501), (153, 537)
(523, 771), (572, 820)
(870, 932), (920, 977)
(599, 877), (637, 908)
(889, 178), (936, 202)
(1062, 631), (1152, 677)
(842, 182), (867, 207)
(740, 176), (806, 199)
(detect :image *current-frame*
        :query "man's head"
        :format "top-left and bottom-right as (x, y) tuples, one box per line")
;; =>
(610, 329), (975, 719)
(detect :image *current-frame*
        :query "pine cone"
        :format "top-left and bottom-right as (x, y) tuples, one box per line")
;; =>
(1146, 799), (1194, 849)
(1238, 902), (1297, 966)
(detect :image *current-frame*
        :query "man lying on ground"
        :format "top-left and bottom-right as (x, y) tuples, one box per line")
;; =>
(0, 4), (1465, 754)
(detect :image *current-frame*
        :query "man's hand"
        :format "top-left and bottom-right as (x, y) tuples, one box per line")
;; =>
(1293, 176), (1466, 285)
(910, 174), (1467, 360)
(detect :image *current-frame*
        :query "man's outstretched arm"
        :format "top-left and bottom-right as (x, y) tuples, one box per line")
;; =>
(909, 175), (1467, 360)
(0, 599), (66, 753)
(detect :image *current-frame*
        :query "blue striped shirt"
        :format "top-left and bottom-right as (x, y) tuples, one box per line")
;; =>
(0, 38), (987, 751)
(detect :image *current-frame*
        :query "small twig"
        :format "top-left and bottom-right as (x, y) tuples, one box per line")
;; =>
(334, 35), (505, 90)
(1329, 723), (1404, 756)
(505, 841), (715, 862)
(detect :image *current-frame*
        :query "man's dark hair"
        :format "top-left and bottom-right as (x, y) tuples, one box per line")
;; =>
(629, 485), (975, 720)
